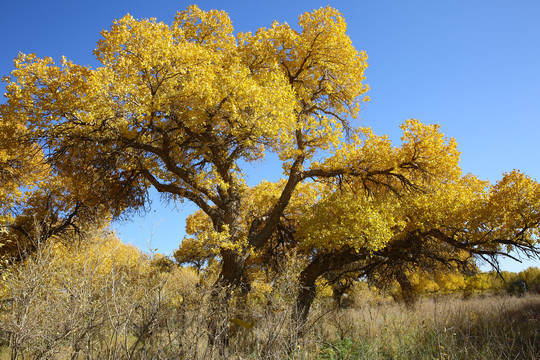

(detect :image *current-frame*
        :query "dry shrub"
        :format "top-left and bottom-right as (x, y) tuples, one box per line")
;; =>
(0, 229), (216, 359)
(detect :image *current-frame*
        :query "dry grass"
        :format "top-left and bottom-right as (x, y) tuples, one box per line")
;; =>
(1, 237), (539, 359)
(311, 295), (540, 360)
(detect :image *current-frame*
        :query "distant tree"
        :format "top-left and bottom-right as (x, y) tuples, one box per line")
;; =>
(518, 267), (540, 293)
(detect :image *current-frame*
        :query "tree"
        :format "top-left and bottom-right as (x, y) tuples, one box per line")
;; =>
(178, 159), (540, 325)
(0, 106), (112, 261)
(288, 169), (540, 322)
(1, 6), (392, 291)
(3, 5), (539, 347)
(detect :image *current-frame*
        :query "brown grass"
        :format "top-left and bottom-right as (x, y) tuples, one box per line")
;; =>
(311, 294), (540, 359)
(1, 236), (539, 359)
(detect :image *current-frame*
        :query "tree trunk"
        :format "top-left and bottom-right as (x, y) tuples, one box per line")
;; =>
(294, 282), (318, 334)
(207, 248), (249, 355)
(293, 256), (327, 335)
(293, 250), (366, 334)
(219, 249), (249, 288)
(396, 271), (416, 308)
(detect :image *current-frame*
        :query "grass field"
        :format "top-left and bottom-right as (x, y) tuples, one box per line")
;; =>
(2, 292), (538, 359)
(310, 294), (540, 359)
(1, 239), (538, 359)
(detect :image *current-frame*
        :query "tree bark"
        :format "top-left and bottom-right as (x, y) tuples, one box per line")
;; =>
(207, 247), (250, 355)
(293, 250), (365, 334)
(294, 260), (324, 333)
(396, 271), (416, 308)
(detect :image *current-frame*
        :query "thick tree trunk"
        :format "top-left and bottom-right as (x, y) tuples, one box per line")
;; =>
(293, 256), (328, 334)
(396, 271), (416, 308)
(208, 248), (250, 355)
(294, 281), (318, 334)
(207, 159), (305, 352)
(293, 250), (367, 334)
(219, 249), (249, 287)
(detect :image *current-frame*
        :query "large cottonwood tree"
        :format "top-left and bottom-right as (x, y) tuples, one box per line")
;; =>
(2, 5), (539, 342)
(2, 6), (395, 287)
(178, 162), (540, 326)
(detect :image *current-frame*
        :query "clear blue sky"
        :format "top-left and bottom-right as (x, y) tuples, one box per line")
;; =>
(1, 0), (539, 272)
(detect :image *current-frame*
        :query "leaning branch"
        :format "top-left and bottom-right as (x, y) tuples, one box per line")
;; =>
(139, 168), (216, 219)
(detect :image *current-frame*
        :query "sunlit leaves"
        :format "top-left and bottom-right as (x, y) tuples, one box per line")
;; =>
(487, 171), (540, 246)
(297, 192), (397, 252)
(1, 6), (373, 255)
(2, 5), (539, 322)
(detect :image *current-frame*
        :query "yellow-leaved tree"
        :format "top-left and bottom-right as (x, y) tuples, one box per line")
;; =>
(0, 103), (114, 261)
(2, 5), (540, 347)
(1, 6), (371, 295)
(176, 123), (540, 324)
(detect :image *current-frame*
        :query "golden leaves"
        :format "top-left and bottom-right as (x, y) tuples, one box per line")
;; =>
(174, 5), (235, 50)
(49, 233), (148, 280)
(399, 119), (461, 182)
(1, 6), (373, 229)
(487, 170), (540, 244)
(296, 192), (398, 252)
(3, 5), (539, 288)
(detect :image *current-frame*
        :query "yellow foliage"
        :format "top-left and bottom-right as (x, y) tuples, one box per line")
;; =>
(2, 5), (540, 324)
(48, 233), (149, 284)
(161, 266), (200, 308)
(0, 229), (153, 311)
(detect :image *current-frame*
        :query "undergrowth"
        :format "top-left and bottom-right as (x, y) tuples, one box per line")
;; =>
(1, 233), (539, 359)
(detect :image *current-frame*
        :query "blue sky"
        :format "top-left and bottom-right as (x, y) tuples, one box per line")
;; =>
(1, 0), (539, 272)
